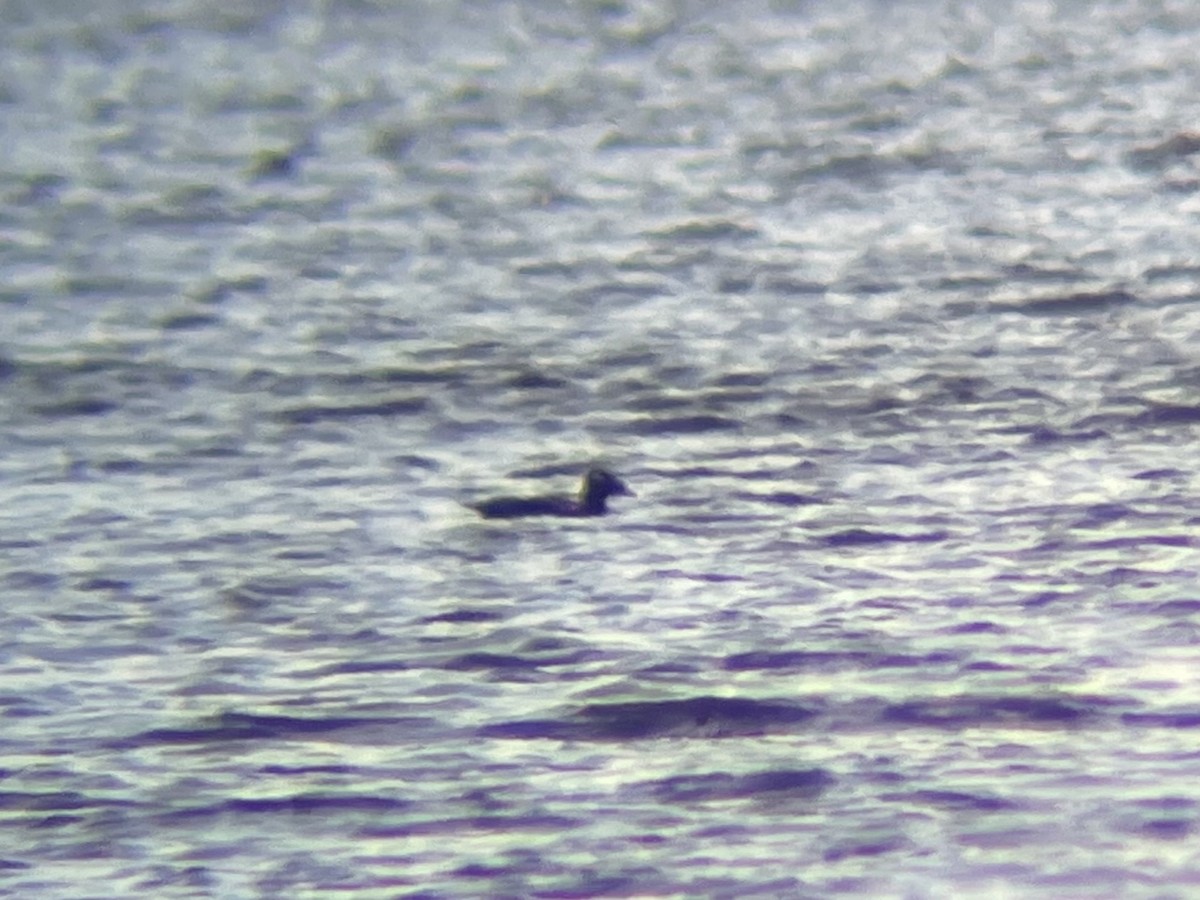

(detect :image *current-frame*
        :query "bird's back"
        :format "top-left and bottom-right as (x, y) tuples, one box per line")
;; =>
(470, 494), (582, 519)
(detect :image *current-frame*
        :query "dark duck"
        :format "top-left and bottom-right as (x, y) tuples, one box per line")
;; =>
(469, 468), (635, 519)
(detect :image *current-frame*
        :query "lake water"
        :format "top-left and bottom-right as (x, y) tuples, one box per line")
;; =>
(4, 1), (1200, 896)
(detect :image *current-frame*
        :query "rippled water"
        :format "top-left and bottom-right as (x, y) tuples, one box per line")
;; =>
(4, 1), (1200, 896)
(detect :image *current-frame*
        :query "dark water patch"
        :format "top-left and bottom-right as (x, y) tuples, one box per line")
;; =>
(1017, 588), (1084, 609)
(654, 569), (749, 584)
(246, 147), (301, 181)
(906, 372), (990, 404)
(362, 121), (420, 165)
(5, 569), (62, 590)
(393, 453), (440, 471)
(566, 280), (665, 306)
(258, 767), (359, 780)
(823, 528), (951, 548)
(159, 311), (222, 330)
(1131, 403), (1200, 427)
(798, 152), (891, 182)
(358, 813), (583, 839)
(277, 396), (429, 424)
(617, 246), (719, 275)
(160, 794), (410, 823)
(192, 517), (299, 551)
(410, 340), (506, 363)
(624, 394), (694, 413)
(350, 366), (465, 386)
(475, 719), (583, 740)
(763, 275), (828, 295)
(926, 273), (1003, 291)
(882, 789), (1014, 812)
(821, 835), (909, 863)
(114, 711), (424, 748)
(881, 695), (1095, 729)
(1002, 263), (1091, 284)
(48, 612), (135, 630)
(725, 650), (872, 671)
(1152, 600), (1200, 617)
(644, 219), (759, 241)
(986, 386), (1066, 405)
(724, 649), (960, 672)
(221, 575), (347, 611)
(1123, 797), (1197, 840)
(1125, 132), (1200, 170)
(641, 457), (817, 483)
(712, 371), (771, 388)
(418, 608), (505, 624)
(512, 258), (579, 276)
(442, 652), (543, 671)
(699, 387), (772, 407)
(30, 814), (85, 829)
(505, 369), (571, 390)
(191, 273), (271, 303)
(462, 864), (669, 899)
(62, 508), (132, 530)
(1091, 565), (1162, 586)
(1024, 426), (1109, 445)
(95, 457), (164, 475)
(33, 397), (119, 417)
(1122, 711), (1200, 729)
(1133, 467), (1186, 480)
(120, 185), (244, 227)
(30, 355), (199, 389)
(698, 446), (820, 467)
(945, 621), (1008, 635)
(442, 648), (602, 671)
(592, 347), (662, 369)
(963, 661), (1017, 672)
(311, 659), (411, 677)
(842, 280), (903, 295)
(58, 273), (175, 297)
(1074, 534), (1193, 551)
(962, 450), (1016, 466)
(995, 289), (1137, 316)
(0, 791), (135, 813)
(1134, 797), (1196, 811)
(861, 650), (961, 668)
(1144, 262), (1200, 282)
(637, 464), (727, 479)
(574, 696), (816, 739)
(1071, 502), (1132, 528)
(481, 696), (817, 741)
(622, 414), (742, 435)
(670, 512), (780, 526)
(76, 577), (134, 592)
(644, 768), (834, 804)
(1138, 818), (1192, 839)
(732, 490), (822, 507)
(639, 660), (705, 675)
(651, 363), (705, 389)
(133, 866), (218, 892)
(8, 171), (68, 205)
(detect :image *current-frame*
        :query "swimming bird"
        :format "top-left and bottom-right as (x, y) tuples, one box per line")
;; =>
(469, 468), (635, 519)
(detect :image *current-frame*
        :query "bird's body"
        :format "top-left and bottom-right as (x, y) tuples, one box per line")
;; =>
(469, 468), (634, 519)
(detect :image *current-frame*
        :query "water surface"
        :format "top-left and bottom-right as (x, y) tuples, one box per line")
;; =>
(3, 1), (1200, 896)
